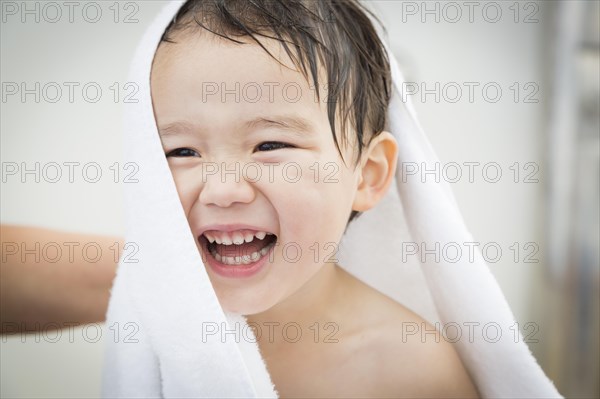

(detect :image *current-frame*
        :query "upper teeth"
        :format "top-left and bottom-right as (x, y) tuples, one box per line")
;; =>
(204, 230), (270, 245)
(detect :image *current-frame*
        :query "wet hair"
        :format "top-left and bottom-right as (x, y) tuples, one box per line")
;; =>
(161, 0), (391, 222)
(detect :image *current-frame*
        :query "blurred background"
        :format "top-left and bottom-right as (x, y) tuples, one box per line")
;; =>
(1, 0), (598, 397)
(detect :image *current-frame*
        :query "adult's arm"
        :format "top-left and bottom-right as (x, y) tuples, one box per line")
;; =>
(0, 224), (121, 334)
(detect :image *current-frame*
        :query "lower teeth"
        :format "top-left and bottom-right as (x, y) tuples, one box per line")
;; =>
(209, 242), (275, 266)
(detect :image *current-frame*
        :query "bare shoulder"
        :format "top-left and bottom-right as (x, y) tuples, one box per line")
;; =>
(339, 269), (480, 398)
(372, 304), (479, 398)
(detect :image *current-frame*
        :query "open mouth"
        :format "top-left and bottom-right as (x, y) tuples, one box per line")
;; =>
(199, 229), (277, 266)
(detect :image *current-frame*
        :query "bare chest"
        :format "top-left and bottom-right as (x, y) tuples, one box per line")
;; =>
(264, 335), (395, 398)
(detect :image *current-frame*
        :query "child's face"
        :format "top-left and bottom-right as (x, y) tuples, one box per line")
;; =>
(151, 33), (363, 314)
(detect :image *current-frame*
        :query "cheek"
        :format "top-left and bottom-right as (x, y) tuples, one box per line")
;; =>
(169, 167), (202, 214)
(261, 161), (357, 256)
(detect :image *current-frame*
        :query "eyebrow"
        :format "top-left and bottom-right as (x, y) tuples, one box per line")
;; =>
(158, 115), (316, 138)
(243, 115), (316, 137)
(158, 121), (195, 137)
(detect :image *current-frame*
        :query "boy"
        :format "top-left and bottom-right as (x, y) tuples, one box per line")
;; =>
(150, 0), (478, 397)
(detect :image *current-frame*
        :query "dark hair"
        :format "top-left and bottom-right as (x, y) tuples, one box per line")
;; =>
(161, 0), (391, 222)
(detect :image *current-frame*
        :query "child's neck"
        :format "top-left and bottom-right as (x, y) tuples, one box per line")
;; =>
(246, 263), (347, 346)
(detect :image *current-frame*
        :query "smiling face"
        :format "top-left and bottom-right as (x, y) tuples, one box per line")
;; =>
(151, 33), (364, 314)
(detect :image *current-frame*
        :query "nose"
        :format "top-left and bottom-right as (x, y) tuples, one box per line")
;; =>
(198, 162), (256, 207)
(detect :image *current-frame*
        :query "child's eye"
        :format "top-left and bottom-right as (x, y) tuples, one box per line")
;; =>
(166, 148), (200, 157)
(255, 142), (294, 152)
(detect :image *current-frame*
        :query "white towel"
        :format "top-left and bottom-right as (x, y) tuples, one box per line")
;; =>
(101, 1), (562, 397)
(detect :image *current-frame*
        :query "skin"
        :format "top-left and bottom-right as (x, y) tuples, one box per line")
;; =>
(0, 224), (119, 333)
(150, 31), (479, 398)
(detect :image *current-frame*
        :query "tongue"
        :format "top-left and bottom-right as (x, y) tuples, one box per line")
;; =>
(213, 236), (274, 257)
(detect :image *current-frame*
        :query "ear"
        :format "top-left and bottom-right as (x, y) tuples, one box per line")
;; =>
(352, 131), (398, 212)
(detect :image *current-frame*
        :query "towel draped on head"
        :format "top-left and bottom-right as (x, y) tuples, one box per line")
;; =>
(101, 1), (562, 397)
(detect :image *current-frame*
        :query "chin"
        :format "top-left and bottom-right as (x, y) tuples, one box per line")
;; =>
(215, 289), (280, 316)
